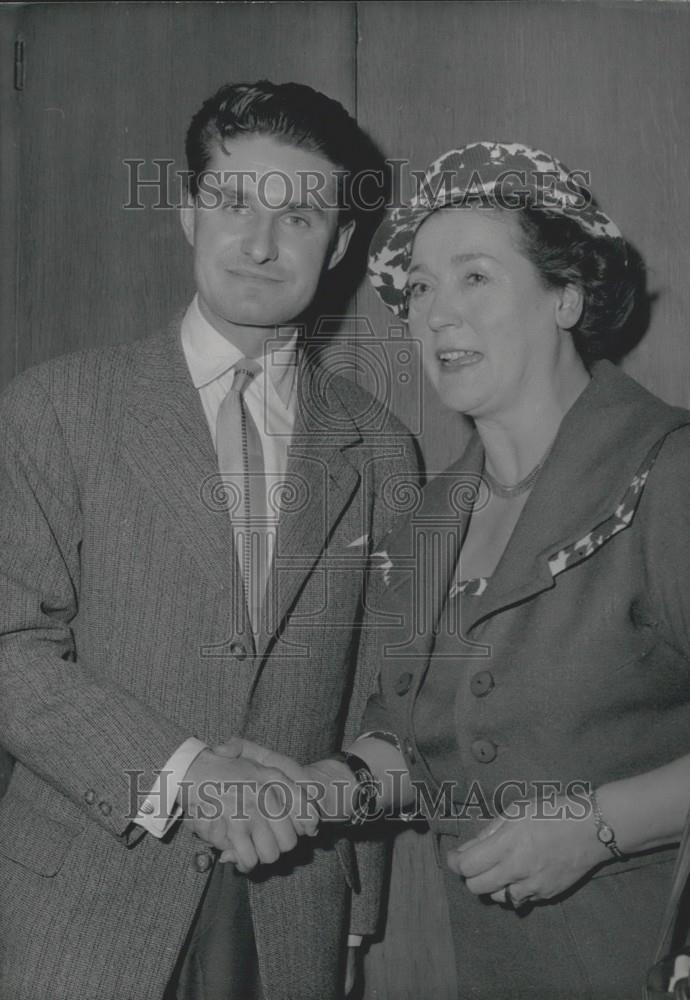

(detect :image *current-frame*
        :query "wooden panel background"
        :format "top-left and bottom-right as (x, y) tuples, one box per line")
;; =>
(0, 5), (20, 806)
(9, 1), (355, 376)
(2, 3), (690, 998)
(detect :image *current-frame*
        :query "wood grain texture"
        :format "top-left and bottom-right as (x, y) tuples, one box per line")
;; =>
(0, 7), (20, 793)
(14, 1), (355, 370)
(0, 7), (20, 392)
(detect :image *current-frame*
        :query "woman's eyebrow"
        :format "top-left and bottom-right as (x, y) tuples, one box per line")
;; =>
(450, 252), (497, 265)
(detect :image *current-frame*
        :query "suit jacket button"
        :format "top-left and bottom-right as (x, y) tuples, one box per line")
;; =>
(403, 738), (417, 765)
(470, 671), (495, 697)
(98, 800), (112, 815)
(84, 789), (96, 805)
(395, 672), (413, 696)
(193, 851), (213, 873)
(471, 739), (497, 763)
(230, 642), (247, 661)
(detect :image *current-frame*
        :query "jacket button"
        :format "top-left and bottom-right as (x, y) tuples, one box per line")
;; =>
(139, 800), (155, 815)
(98, 800), (112, 816)
(471, 739), (497, 763)
(395, 672), (413, 696)
(84, 789), (96, 805)
(403, 738), (417, 765)
(470, 671), (495, 697)
(193, 851), (213, 873)
(230, 642), (247, 661)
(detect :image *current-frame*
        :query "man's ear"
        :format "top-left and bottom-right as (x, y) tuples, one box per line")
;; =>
(556, 282), (584, 330)
(327, 219), (356, 271)
(180, 193), (196, 248)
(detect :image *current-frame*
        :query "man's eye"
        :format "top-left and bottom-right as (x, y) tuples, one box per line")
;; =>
(283, 214), (310, 227)
(223, 199), (249, 213)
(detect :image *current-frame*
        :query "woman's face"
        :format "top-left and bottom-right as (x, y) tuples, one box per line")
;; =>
(407, 207), (568, 419)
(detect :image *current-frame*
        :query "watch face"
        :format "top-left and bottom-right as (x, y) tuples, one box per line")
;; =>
(597, 824), (615, 845)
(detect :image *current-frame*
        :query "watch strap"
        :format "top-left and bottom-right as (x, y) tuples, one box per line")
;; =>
(330, 751), (380, 824)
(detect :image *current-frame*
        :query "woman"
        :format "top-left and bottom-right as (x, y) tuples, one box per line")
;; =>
(230, 143), (690, 999)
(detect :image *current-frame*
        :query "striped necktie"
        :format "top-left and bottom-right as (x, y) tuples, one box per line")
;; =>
(215, 358), (270, 634)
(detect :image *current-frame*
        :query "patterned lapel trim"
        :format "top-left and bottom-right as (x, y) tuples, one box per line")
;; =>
(547, 437), (664, 578)
(447, 438), (665, 602)
(449, 576), (489, 599)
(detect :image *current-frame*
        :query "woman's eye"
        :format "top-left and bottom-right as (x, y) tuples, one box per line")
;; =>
(407, 281), (431, 300)
(466, 272), (488, 285)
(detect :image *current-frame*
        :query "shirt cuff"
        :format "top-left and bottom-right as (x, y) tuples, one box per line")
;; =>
(347, 934), (363, 947)
(132, 737), (209, 838)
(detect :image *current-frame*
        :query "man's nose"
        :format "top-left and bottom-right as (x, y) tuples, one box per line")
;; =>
(241, 215), (278, 264)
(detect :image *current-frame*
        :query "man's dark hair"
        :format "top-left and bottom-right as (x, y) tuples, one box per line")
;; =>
(185, 80), (386, 225)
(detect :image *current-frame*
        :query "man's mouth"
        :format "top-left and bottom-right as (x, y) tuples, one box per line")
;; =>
(227, 267), (284, 283)
(436, 348), (483, 369)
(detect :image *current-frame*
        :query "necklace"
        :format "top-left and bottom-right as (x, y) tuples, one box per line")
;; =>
(483, 446), (552, 500)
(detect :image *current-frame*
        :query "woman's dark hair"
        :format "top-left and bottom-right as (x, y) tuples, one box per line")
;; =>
(185, 80), (385, 226)
(514, 208), (650, 361)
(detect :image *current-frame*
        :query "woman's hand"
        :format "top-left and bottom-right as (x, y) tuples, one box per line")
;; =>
(447, 797), (610, 907)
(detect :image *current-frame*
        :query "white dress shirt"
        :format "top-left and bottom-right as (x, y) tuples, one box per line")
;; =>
(183, 292), (297, 493)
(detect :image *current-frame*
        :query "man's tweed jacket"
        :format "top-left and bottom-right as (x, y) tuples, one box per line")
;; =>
(0, 328), (419, 1000)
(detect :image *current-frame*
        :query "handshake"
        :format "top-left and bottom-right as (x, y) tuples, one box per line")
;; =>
(184, 738), (355, 874)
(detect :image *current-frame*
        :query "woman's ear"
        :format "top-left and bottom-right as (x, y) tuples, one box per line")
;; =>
(556, 283), (584, 330)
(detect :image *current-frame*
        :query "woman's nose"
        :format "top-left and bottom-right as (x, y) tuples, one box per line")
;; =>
(426, 288), (463, 332)
(241, 216), (278, 263)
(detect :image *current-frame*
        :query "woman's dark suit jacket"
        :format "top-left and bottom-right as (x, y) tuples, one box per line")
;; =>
(363, 360), (690, 991)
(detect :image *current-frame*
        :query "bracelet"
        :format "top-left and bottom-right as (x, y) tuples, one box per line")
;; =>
(330, 751), (380, 825)
(590, 789), (626, 860)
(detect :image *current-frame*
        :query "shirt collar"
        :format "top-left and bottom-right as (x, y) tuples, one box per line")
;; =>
(180, 294), (299, 407)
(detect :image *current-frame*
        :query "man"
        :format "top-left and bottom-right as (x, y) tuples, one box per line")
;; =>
(0, 82), (419, 1000)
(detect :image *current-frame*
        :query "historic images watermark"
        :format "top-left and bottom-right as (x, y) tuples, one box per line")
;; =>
(126, 769), (594, 825)
(122, 158), (593, 213)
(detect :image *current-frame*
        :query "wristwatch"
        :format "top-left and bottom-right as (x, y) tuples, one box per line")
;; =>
(590, 790), (626, 860)
(330, 751), (380, 825)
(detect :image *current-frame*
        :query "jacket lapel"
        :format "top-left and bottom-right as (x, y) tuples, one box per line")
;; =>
(257, 364), (364, 656)
(120, 329), (247, 614)
(465, 361), (690, 631)
(372, 434), (483, 665)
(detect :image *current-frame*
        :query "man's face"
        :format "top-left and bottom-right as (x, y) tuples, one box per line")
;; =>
(181, 134), (353, 343)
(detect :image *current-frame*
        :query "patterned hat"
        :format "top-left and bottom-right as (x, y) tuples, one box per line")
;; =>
(368, 141), (623, 318)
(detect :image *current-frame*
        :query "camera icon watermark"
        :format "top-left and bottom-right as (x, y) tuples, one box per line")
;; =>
(265, 316), (423, 437)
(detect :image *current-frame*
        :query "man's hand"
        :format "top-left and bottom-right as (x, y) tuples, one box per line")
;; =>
(215, 737), (357, 835)
(183, 744), (319, 873)
(447, 797), (609, 907)
(216, 741), (367, 997)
